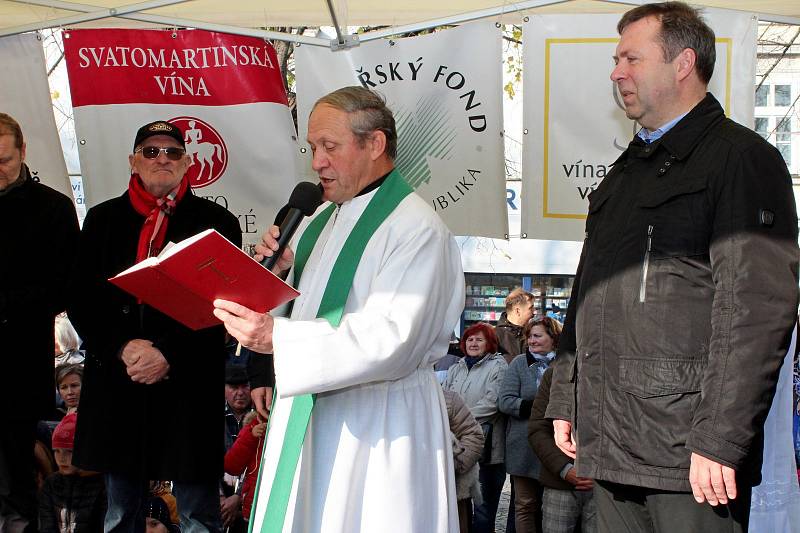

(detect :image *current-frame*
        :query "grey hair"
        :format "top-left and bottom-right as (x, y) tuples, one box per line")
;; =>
(313, 86), (398, 159)
(55, 315), (81, 353)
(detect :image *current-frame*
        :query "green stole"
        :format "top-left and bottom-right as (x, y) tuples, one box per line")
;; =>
(257, 169), (412, 532)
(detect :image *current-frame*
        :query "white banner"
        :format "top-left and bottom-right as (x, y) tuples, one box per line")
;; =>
(522, 9), (757, 241)
(296, 22), (508, 239)
(0, 33), (72, 198)
(63, 29), (300, 248)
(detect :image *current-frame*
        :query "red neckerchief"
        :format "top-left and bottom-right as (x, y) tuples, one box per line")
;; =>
(128, 173), (189, 261)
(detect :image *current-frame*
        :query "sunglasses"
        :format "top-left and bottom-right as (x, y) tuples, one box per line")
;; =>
(135, 146), (186, 160)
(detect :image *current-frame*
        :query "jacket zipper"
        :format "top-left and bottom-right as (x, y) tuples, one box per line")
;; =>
(639, 225), (653, 303)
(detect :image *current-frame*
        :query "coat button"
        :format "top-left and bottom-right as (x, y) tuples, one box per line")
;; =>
(644, 147), (650, 153)
(664, 161), (671, 167)
(122, 305), (130, 314)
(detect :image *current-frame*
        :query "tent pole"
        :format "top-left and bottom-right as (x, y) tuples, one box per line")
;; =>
(1, 0), (798, 43)
(0, 0), (190, 37)
(0, 0), (330, 44)
(358, 0), (572, 42)
(324, 0), (346, 46)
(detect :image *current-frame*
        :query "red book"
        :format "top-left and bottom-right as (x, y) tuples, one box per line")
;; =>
(109, 229), (298, 330)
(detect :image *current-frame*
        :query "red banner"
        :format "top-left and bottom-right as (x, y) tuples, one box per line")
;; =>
(64, 28), (288, 107)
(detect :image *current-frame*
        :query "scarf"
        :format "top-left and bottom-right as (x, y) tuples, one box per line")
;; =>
(127, 174), (189, 261)
(526, 350), (557, 388)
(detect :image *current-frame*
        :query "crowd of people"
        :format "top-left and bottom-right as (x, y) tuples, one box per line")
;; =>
(438, 292), (596, 533)
(25, 296), (578, 533)
(2, 2), (799, 532)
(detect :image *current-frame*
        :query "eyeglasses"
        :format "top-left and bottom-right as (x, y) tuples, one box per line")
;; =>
(135, 146), (185, 160)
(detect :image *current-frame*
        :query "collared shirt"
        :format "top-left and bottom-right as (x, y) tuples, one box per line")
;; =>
(636, 112), (689, 144)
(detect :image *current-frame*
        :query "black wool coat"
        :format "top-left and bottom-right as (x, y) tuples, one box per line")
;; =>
(0, 170), (80, 421)
(68, 191), (241, 482)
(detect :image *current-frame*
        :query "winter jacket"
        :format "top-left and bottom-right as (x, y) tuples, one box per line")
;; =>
(499, 352), (554, 478)
(528, 367), (572, 491)
(441, 388), (484, 503)
(443, 353), (507, 465)
(39, 472), (106, 533)
(68, 191), (242, 482)
(495, 313), (526, 361)
(547, 94), (799, 491)
(1, 167), (79, 421)
(224, 416), (264, 520)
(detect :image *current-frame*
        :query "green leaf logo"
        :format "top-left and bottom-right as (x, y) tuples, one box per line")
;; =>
(394, 96), (456, 190)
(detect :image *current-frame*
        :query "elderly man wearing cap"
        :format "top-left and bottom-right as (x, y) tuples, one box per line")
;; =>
(68, 120), (242, 533)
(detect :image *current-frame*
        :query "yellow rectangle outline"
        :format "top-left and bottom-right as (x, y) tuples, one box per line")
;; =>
(542, 37), (733, 220)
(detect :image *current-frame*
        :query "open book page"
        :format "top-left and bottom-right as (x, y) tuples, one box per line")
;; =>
(112, 229), (215, 277)
(158, 228), (214, 259)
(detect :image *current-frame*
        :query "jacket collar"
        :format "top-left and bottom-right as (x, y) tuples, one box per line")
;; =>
(0, 163), (31, 198)
(612, 93), (725, 165)
(460, 352), (499, 367)
(496, 312), (520, 330)
(657, 93), (725, 161)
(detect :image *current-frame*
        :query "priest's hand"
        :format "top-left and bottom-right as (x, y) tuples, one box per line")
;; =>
(689, 452), (737, 506)
(213, 299), (275, 353)
(553, 419), (577, 459)
(122, 340), (170, 384)
(254, 225), (294, 275)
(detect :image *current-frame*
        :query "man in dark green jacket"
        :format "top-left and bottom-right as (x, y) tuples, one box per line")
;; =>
(546, 3), (799, 532)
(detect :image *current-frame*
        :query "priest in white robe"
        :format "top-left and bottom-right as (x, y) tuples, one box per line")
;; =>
(214, 86), (465, 533)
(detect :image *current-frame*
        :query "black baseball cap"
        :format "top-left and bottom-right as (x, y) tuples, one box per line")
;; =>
(225, 363), (249, 385)
(133, 120), (185, 150)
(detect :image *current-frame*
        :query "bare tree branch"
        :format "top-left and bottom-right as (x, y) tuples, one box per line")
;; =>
(757, 26), (800, 90)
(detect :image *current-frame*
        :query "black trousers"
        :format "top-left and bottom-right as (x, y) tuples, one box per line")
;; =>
(594, 480), (751, 533)
(0, 419), (38, 533)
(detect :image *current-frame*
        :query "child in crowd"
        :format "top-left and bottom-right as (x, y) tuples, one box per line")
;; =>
(224, 410), (267, 523)
(144, 496), (180, 533)
(38, 413), (106, 533)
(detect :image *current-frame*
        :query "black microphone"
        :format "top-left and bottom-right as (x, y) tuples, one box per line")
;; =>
(261, 182), (323, 271)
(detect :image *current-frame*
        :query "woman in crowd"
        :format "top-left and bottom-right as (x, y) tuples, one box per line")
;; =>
(55, 363), (83, 415)
(441, 387), (485, 533)
(54, 314), (85, 367)
(444, 322), (508, 533)
(529, 366), (596, 533)
(499, 317), (562, 533)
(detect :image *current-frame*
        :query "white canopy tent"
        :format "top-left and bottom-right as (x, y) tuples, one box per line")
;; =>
(1, 0), (798, 45)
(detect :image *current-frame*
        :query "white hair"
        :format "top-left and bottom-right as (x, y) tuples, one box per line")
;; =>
(54, 315), (81, 353)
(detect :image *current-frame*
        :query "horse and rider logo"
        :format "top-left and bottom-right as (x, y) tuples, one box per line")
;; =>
(168, 116), (228, 188)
